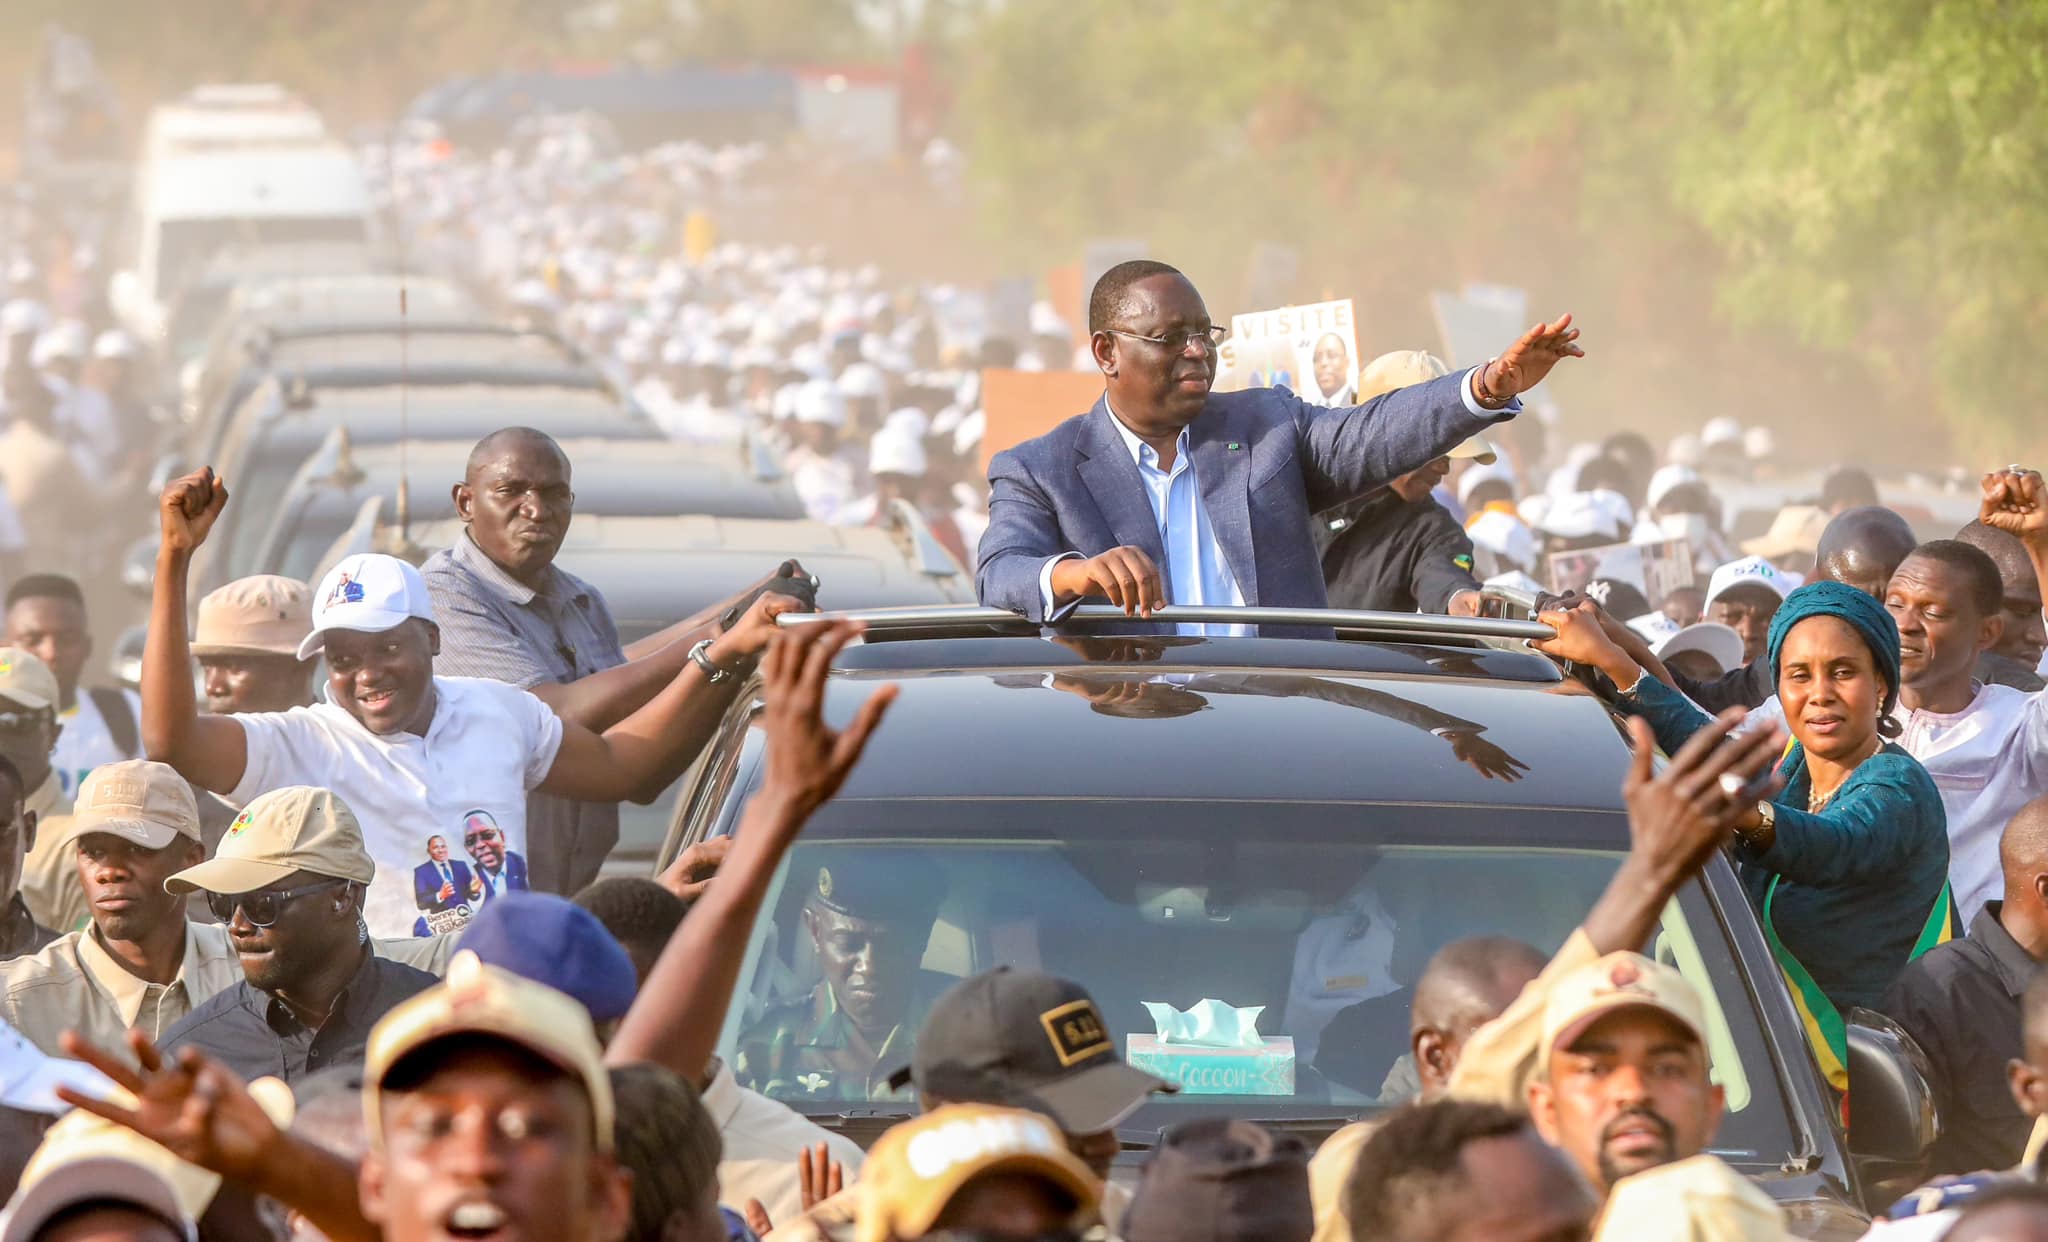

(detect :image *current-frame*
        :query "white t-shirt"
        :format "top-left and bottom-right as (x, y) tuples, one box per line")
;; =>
(52, 689), (142, 802)
(226, 676), (565, 938)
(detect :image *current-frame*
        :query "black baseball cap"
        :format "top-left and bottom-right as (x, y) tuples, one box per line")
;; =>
(887, 967), (1174, 1134)
(1120, 1118), (1313, 1242)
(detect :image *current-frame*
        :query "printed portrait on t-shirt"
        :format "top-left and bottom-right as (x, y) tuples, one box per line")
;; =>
(412, 831), (478, 936)
(463, 808), (529, 906)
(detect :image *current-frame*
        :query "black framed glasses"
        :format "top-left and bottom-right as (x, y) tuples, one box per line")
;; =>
(0, 709), (52, 734)
(208, 878), (350, 927)
(1107, 325), (1227, 356)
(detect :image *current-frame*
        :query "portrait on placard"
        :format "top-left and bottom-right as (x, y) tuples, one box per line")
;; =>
(1223, 299), (1360, 404)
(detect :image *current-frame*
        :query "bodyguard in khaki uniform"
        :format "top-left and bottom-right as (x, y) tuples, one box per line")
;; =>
(1, 760), (236, 1057)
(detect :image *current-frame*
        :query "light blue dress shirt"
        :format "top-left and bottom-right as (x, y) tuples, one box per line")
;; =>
(1039, 372), (1499, 635)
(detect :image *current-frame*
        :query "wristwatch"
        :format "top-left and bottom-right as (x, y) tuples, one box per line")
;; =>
(1737, 800), (1776, 850)
(688, 639), (739, 684)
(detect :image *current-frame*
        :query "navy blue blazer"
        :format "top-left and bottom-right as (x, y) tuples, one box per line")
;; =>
(975, 372), (1512, 621)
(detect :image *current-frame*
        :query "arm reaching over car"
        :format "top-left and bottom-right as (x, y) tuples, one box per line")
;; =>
(606, 619), (895, 1078)
(1448, 709), (1786, 1104)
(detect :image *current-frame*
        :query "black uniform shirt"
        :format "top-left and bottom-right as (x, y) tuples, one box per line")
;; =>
(160, 946), (435, 1085)
(1880, 902), (2038, 1176)
(1319, 491), (1479, 614)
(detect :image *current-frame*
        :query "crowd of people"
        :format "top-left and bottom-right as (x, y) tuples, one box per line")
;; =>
(0, 100), (2039, 1242)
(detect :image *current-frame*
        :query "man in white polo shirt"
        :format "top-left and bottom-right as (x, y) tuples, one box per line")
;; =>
(141, 468), (797, 938)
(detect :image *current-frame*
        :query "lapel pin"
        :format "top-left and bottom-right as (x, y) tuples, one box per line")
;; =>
(1227, 442), (1241, 451)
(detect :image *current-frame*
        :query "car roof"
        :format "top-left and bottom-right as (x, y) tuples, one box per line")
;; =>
(401, 514), (972, 623)
(280, 435), (802, 525)
(810, 639), (1631, 813)
(226, 274), (475, 323)
(243, 383), (650, 450)
(263, 329), (575, 370)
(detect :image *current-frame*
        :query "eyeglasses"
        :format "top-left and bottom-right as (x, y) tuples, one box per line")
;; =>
(0, 710), (51, 734)
(207, 878), (350, 927)
(1106, 325), (1227, 356)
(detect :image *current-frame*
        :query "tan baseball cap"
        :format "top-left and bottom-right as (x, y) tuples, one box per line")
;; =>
(192, 574), (313, 660)
(1540, 951), (1707, 1059)
(364, 951), (613, 1153)
(856, 1104), (1101, 1242)
(0, 646), (58, 712)
(1596, 1154), (1787, 1241)
(57, 760), (201, 851)
(165, 786), (374, 895)
(1355, 349), (1498, 464)
(2, 1076), (294, 1242)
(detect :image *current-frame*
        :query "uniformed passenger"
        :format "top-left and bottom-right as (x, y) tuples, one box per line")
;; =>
(736, 854), (944, 1101)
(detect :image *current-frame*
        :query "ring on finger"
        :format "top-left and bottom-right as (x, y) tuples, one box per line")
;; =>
(1717, 772), (1747, 799)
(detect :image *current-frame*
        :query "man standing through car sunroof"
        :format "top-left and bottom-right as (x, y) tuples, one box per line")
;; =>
(422, 426), (817, 895)
(976, 260), (1582, 634)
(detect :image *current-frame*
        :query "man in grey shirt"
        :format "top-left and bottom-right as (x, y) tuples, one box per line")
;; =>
(422, 427), (812, 893)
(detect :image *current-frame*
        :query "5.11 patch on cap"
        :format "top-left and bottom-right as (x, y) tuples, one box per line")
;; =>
(1039, 999), (1112, 1066)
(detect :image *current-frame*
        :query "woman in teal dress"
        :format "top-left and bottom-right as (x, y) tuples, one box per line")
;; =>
(1537, 581), (1949, 1084)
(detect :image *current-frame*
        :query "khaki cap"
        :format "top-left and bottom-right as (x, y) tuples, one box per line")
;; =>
(1740, 504), (1831, 561)
(856, 1104), (1101, 1242)
(165, 786), (374, 895)
(0, 646), (58, 712)
(1594, 1155), (1787, 1241)
(1355, 349), (1497, 464)
(2, 1075), (294, 1242)
(1540, 951), (1707, 1059)
(59, 759), (201, 851)
(364, 952), (613, 1153)
(192, 574), (313, 660)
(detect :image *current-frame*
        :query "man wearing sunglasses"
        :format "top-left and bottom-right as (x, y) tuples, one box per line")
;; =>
(1, 762), (448, 1062)
(158, 785), (439, 1084)
(975, 260), (1583, 634)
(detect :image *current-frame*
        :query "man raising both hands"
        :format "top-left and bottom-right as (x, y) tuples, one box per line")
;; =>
(142, 468), (802, 938)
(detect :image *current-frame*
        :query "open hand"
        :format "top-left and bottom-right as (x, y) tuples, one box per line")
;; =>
(56, 1029), (280, 1182)
(1981, 466), (2047, 548)
(159, 466), (228, 553)
(1051, 546), (1165, 616)
(799, 1141), (845, 1210)
(1622, 711), (1788, 884)
(1485, 313), (1584, 399)
(756, 620), (896, 823)
(1445, 730), (1529, 782)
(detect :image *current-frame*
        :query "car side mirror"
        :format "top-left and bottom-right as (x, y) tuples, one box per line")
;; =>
(1846, 1008), (1938, 1205)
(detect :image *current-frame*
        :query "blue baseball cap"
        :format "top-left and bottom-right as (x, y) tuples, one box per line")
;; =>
(458, 892), (639, 1023)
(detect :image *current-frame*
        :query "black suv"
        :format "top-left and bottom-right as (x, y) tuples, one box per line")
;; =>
(656, 606), (1941, 1238)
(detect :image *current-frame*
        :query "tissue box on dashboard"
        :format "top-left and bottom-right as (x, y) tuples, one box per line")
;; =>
(1125, 1034), (1295, 1096)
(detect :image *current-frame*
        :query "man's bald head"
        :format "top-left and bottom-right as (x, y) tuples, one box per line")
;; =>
(2003, 795), (2048, 913)
(464, 426), (569, 486)
(1410, 936), (1548, 1098)
(1817, 506), (1919, 598)
(454, 427), (575, 586)
(1958, 519), (2048, 668)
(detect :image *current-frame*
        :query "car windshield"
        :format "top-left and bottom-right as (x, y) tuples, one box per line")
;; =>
(707, 783), (1800, 1171)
